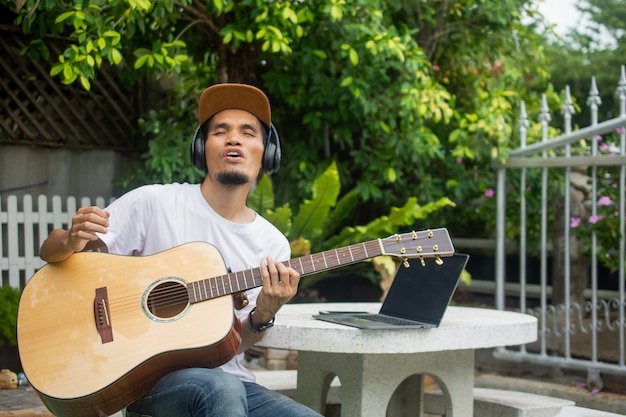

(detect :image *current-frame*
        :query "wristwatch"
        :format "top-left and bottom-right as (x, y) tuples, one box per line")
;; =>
(248, 307), (275, 334)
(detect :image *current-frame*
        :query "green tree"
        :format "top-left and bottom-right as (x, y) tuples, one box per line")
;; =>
(533, 0), (625, 125)
(3, 0), (553, 240)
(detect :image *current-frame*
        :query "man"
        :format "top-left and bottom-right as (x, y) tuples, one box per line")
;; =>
(39, 83), (323, 417)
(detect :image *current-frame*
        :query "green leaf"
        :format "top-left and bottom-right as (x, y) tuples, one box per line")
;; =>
(340, 76), (353, 87)
(329, 5), (342, 21)
(50, 63), (64, 76)
(264, 204), (293, 237)
(103, 31), (121, 46)
(282, 7), (298, 24)
(324, 189), (359, 240)
(79, 75), (91, 90)
(248, 175), (275, 214)
(55, 11), (74, 23)
(134, 48), (151, 57)
(111, 48), (122, 65)
(62, 64), (73, 80)
(291, 161), (341, 241)
(134, 54), (149, 69)
(349, 48), (359, 65)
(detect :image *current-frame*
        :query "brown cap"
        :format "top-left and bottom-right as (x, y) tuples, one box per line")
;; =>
(198, 83), (271, 127)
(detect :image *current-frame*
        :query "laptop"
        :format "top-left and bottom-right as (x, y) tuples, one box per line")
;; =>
(313, 253), (469, 329)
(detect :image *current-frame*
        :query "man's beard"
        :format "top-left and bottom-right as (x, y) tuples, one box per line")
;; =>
(216, 171), (250, 185)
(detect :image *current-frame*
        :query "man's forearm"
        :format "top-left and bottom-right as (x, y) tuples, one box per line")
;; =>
(40, 229), (76, 263)
(40, 229), (104, 263)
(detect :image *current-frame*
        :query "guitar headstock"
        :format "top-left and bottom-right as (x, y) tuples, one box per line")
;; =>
(380, 228), (454, 267)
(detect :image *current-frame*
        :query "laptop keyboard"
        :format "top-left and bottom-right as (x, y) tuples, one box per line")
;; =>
(359, 314), (428, 327)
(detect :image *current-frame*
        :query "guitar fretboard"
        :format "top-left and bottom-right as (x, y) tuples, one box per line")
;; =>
(187, 239), (383, 303)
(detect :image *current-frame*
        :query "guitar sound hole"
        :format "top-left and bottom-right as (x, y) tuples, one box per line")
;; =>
(146, 280), (189, 319)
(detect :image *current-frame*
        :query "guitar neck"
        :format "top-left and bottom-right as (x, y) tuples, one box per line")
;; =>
(187, 239), (382, 303)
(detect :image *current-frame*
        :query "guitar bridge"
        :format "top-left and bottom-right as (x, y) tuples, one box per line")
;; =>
(94, 287), (114, 344)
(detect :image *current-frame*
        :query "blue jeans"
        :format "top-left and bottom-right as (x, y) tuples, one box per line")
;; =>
(125, 368), (323, 417)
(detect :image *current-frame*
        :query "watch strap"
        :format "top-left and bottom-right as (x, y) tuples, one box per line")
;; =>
(248, 306), (275, 334)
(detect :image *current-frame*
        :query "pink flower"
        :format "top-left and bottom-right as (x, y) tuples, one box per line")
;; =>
(598, 196), (612, 206)
(589, 215), (603, 224)
(600, 143), (609, 152)
(484, 189), (495, 198)
(617, 128), (622, 134)
(595, 135), (603, 141)
(570, 217), (581, 228)
(456, 158), (462, 163)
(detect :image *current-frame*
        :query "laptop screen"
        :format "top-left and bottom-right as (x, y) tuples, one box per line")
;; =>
(380, 253), (470, 325)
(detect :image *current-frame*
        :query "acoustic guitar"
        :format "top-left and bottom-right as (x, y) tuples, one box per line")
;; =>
(17, 228), (453, 417)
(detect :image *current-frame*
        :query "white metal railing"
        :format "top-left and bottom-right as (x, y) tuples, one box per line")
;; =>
(0, 194), (109, 289)
(494, 68), (626, 389)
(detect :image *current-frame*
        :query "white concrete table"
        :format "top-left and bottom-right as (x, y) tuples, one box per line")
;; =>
(257, 303), (537, 417)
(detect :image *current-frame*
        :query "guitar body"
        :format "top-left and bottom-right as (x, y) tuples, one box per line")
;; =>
(17, 242), (241, 417)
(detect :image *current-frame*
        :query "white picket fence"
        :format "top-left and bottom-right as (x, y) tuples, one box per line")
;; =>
(0, 194), (110, 289)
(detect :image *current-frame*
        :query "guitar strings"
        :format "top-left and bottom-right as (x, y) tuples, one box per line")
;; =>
(107, 243), (380, 318)
(110, 240), (384, 318)
(102, 270), (257, 321)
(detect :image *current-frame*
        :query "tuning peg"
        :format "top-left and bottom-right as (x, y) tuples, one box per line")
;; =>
(403, 258), (410, 268)
(435, 255), (443, 265)
(420, 257), (426, 267)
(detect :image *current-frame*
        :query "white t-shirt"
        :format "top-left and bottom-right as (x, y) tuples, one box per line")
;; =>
(96, 183), (291, 382)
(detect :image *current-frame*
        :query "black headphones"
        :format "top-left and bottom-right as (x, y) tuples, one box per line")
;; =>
(190, 120), (281, 175)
